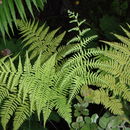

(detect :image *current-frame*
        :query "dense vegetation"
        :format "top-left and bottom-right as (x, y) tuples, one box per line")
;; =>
(0, 0), (130, 130)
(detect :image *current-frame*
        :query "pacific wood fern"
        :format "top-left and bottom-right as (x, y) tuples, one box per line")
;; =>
(0, 11), (129, 129)
(16, 19), (95, 64)
(0, 53), (72, 130)
(65, 11), (130, 116)
(0, 0), (46, 38)
(0, 13), (98, 129)
(81, 24), (130, 115)
(17, 20), (66, 62)
(67, 10), (97, 46)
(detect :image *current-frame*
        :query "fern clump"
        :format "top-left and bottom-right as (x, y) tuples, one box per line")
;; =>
(0, 53), (72, 130)
(81, 24), (130, 115)
(1, 11), (129, 130)
(0, 12), (98, 129)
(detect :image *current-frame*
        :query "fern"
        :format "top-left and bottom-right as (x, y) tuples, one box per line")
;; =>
(0, 94), (21, 130)
(13, 100), (31, 130)
(0, 12), (98, 129)
(0, 53), (72, 130)
(81, 87), (124, 115)
(67, 10), (98, 47)
(1, 12), (129, 130)
(0, 0), (46, 38)
(17, 20), (66, 62)
(79, 24), (130, 115)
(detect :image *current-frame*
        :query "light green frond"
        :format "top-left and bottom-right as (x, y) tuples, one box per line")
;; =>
(0, 56), (23, 92)
(113, 33), (130, 48)
(87, 47), (128, 65)
(68, 75), (85, 103)
(0, 85), (9, 104)
(0, 95), (21, 130)
(120, 25), (130, 39)
(56, 44), (81, 61)
(92, 89), (124, 115)
(114, 83), (130, 102)
(13, 100), (31, 130)
(17, 20), (65, 61)
(55, 96), (72, 125)
(101, 40), (130, 55)
(42, 101), (55, 126)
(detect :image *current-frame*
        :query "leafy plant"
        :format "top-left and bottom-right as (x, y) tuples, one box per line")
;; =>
(0, 11), (100, 129)
(66, 11), (129, 116)
(71, 95), (130, 130)
(17, 20), (66, 62)
(99, 15), (121, 40)
(111, 0), (128, 16)
(0, 14), (98, 130)
(71, 96), (99, 130)
(0, 10), (130, 130)
(0, 0), (46, 38)
(81, 24), (130, 116)
(0, 53), (71, 130)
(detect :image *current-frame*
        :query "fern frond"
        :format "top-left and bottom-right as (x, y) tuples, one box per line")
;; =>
(67, 10), (97, 46)
(13, 100), (31, 130)
(92, 26), (130, 106)
(55, 96), (71, 124)
(91, 89), (124, 115)
(113, 33), (130, 48)
(0, 85), (9, 104)
(0, 94), (21, 130)
(101, 40), (130, 55)
(120, 24), (130, 38)
(0, 0), (46, 37)
(17, 20), (65, 61)
(0, 56), (23, 93)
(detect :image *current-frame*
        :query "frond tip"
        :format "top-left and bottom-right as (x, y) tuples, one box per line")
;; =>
(0, 0), (46, 38)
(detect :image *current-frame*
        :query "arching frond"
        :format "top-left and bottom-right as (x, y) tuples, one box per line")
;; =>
(0, 0), (46, 38)
(67, 10), (98, 46)
(0, 94), (21, 130)
(13, 100), (31, 130)
(17, 20), (66, 62)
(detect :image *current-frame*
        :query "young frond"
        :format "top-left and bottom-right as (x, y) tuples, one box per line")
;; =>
(67, 10), (97, 46)
(55, 96), (72, 124)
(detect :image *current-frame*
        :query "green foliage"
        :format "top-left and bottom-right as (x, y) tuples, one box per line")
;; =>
(67, 10), (98, 46)
(71, 96), (130, 130)
(98, 112), (130, 130)
(111, 0), (128, 16)
(0, 12), (98, 129)
(70, 96), (99, 130)
(0, 10), (130, 130)
(0, 53), (72, 130)
(17, 20), (66, 62)
(0, 0), (46, 38)
(99, 15), (121, 40)
(80, 24), (130, 115)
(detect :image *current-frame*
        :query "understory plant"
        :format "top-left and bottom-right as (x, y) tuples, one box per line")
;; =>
(0, 10), (130, 130)
(71, 95), (130, 130)
(0, 11), (98, 130)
